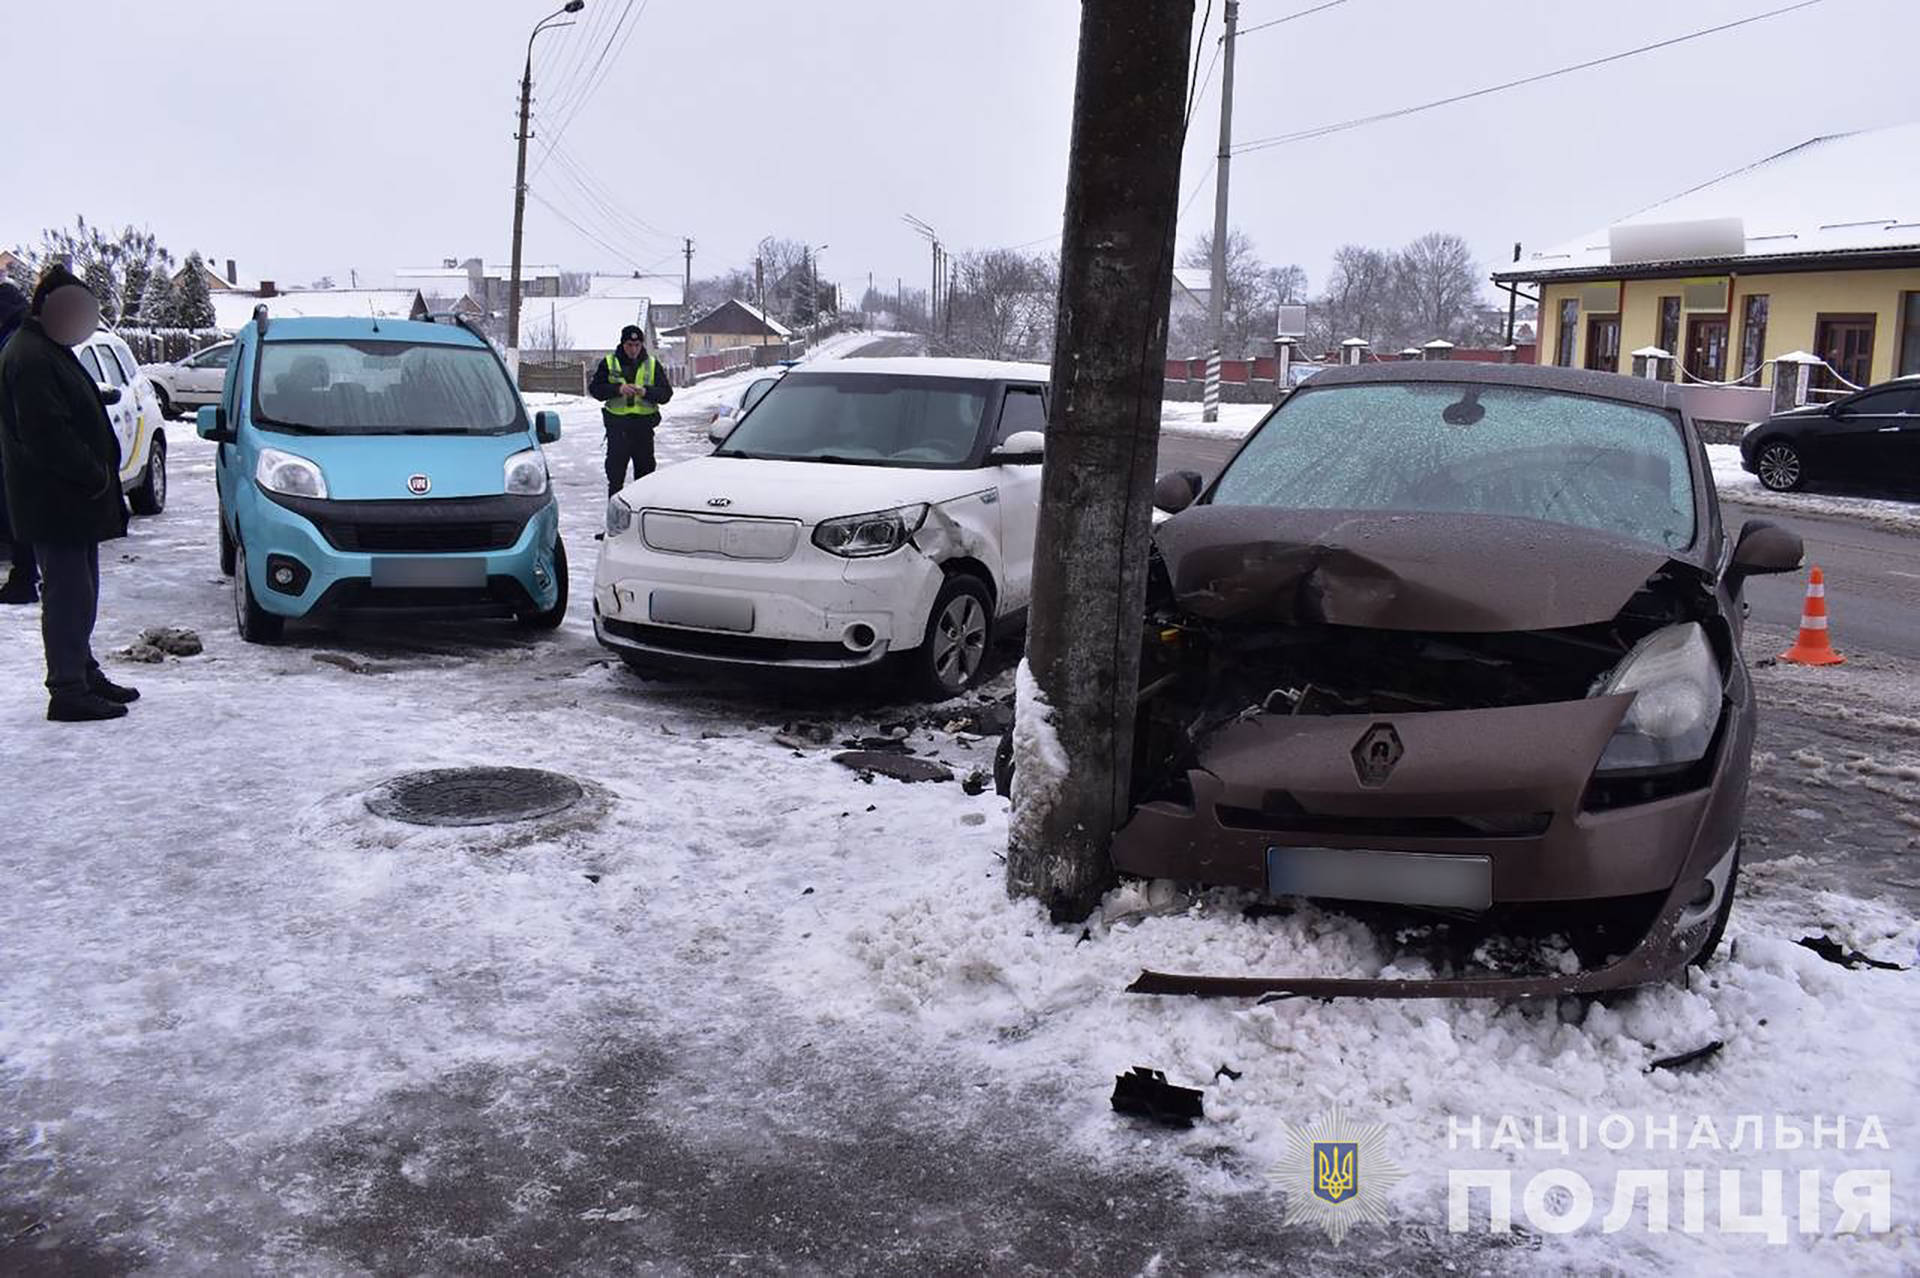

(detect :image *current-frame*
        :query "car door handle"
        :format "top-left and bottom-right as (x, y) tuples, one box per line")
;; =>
(1879, 426), (1901, 432)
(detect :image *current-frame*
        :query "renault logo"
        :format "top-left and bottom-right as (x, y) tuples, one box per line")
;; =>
(1352, 723), (1404, 788)
(407, 474), (432, 495)
(706, 497), (732, 508)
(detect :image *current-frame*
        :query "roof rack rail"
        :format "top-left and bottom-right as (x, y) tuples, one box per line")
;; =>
(424, 310), (491, 341)
(253, 303), (269, 337)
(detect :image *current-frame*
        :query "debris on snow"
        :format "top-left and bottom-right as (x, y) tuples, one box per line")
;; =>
(140, 626), (203, 656)
(961, 769), (989, 796)
(312, 652), (381, 675)
(774, 720), (835, 750)
(832, 751), (954, 784)
(1797, 933), (1907, 971)
(1110, 1067), (1205, 1129)
(1646, 1040), (1724, 1073)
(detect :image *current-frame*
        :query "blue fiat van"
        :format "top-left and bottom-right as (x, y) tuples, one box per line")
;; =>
(197, 309), (567, 642)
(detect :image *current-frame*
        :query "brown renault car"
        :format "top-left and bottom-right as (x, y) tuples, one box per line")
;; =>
(1111, 361), (1805, 998)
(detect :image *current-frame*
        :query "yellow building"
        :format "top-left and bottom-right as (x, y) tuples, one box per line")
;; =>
(1496, 124), (1920, 414)
(661, 298), (794, 356)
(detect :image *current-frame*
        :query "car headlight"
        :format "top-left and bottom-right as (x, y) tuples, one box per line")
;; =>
(255, 447), (327, 499)
(1592, 622), (1722, 774)
(606, 496), (633, 536)
(811, 503), (929, 558)
(504, 448), (549, 495)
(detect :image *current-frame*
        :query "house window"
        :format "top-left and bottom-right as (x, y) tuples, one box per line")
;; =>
(1900, 292), (1920, 378)
(1554, 299), (1579, 366)
(1584, 315), (1621, 373)
(1655, 296), (1681, 381)
(1739, 295), (1770, 382)
(1813, 314), (1876, 391)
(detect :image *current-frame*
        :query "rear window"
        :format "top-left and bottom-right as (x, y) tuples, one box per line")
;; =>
(1212, 382), (1697, 551)
(718, 373), (989, 467)
(254, 340), (523, 435)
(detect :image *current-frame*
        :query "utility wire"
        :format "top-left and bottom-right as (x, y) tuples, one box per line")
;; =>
(1233, 0), (1826, 154)
(1236, 0), (1350, 39)
(528, 189), (676, 275)
(538, 0), (629, 142)
(536, 0), (653, 174)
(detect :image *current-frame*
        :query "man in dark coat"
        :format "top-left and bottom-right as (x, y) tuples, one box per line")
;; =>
(0, 280), (37, 604)
(0, 265), (139, 721)
(587, 324), (674, 495)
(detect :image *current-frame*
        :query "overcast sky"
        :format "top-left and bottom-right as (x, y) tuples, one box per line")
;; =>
(7, 0), (1915, 309)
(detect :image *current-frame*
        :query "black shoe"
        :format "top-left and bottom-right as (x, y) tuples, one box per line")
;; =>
(0, 575), (37, 605)
(47, 692), (129, 722)
(87, 670), (141, 704)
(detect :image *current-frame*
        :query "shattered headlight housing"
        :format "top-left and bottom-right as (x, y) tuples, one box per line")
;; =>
(812, 504), (928, 558)
(255, 447), (328, 499)
(1592, 622), (1722, 774)
(606, 496), (633, 536)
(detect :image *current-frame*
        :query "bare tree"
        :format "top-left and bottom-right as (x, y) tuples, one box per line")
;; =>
(1311, 244), (1396, 352)
(946, 249), (1057, 361)
(1175, 228), (1272, 358)
(1395, 231), (1483, 346)
(526, 313), (573, 357)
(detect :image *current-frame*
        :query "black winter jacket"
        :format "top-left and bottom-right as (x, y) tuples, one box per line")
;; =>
(588, 349), (674, 422)
(0, 318), (129, 545)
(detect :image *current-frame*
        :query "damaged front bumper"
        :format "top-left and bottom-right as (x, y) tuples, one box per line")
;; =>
(1111, 692), (1752, 998)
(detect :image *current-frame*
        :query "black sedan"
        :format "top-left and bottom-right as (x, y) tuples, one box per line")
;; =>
(1740, 376), (1920, 492)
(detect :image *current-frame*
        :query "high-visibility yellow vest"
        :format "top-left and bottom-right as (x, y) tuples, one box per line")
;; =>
(603, 353), (660, 417)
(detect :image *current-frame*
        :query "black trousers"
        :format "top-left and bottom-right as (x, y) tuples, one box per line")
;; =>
(33, 541), (101, 695)
(604, 416), (658, 495)
(0, 460), (38, 583)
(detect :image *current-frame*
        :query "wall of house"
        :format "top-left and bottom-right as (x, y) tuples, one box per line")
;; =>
(688, 331), (782, 354)
(1537, 266), (1920, 385)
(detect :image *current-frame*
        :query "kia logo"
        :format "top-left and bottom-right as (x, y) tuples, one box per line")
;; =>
(407, 474), (431, 495)
(706, 497), (732, 508)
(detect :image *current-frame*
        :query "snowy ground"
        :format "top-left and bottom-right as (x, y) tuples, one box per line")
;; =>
(2, 338), (1916, 1273)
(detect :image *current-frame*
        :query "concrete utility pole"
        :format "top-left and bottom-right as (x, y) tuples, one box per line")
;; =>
(1203, 0), (1238, 424)
(683, 237), (695, 311)
(507, 1), (584, 366)
(1007, 0), (1194, 921)
(755, 257), (765, 316)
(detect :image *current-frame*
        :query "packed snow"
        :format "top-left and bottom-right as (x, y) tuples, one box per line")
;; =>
(0, 330), (1915, 1272)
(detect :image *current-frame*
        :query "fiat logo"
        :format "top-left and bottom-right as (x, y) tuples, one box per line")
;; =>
(407, 474), (431, 495)
(706, 497), (732, 508)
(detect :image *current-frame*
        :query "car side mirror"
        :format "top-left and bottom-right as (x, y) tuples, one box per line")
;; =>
(1153, 469), (1205, 515)
(98, 384), (122, 406)
(988, 430), (1045, 465)
(1728, 519), (1804, 589)
(196, 405), (231, 443)
(708, 416), (736, 445)
(535, 410), (562, 444)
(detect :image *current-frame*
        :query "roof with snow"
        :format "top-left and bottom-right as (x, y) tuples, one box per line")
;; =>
(587, 273), (685, 307)
(665, 298), (793, 339)
(214, 288), (425, 332)
(1171, 267), (1211, 298)
(1496, 122), (1920, 282)
(519, 294), (654, 349)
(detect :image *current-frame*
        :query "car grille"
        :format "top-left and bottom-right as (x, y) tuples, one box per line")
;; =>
(324, 521), (522, 552)
(641, 511), (800, 561)
(601, 617), (866, 664)
(1216, 803), (1553, 840)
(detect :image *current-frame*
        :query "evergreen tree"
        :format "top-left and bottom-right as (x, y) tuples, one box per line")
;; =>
(176, 252), (217, 330)
(84, 255), (119, 325)
(140, 270), (179, 328)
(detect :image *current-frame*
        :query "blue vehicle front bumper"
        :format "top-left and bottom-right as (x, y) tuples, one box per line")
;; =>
(235, 488), (562, 619)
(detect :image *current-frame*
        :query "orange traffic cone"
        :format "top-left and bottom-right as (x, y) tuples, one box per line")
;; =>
(1779, 566), (1845, 666)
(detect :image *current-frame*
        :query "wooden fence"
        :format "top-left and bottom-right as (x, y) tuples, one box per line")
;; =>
(116, 327), (228, 365)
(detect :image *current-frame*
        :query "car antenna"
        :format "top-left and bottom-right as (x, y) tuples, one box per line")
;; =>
(253, 303), (269, 337)
(369, 299), (380, 333)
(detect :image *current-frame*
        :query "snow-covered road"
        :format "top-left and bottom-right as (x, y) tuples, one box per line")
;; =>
(1, 339), (1916, 1273)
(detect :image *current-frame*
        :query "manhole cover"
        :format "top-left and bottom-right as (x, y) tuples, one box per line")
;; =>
(366, 767), (584, 827)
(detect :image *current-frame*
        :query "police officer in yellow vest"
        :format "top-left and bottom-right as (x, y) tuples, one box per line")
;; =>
(588, 324), (674, 495)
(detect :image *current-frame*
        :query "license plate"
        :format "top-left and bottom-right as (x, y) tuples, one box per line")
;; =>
(649, 589), (754, 632)
(1267, 846), (1492, 910)
(370, 557), (486, 588)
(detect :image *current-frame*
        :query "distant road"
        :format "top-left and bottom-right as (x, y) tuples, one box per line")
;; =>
(1155, 433), (1920, 662)
(845, 335), (925, 358)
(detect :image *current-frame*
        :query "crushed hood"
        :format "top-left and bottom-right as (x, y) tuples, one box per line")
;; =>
(1154, 507), (1677, 631)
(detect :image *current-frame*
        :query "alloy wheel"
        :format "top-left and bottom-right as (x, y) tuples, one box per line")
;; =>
(1756, 443), (1802, 492)
(932, 594), (988, 690)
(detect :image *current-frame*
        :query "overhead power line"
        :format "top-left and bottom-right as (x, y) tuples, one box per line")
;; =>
(1236, 0), (1350, 39)
(1233, 0), (1827, 155)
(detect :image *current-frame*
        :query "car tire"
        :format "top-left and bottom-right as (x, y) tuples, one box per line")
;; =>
(129, 432), (167, 515)
(218, 509), (237, 577)
(908, 574), (994, 699)
(1754, 440), (1805, 492)
(1686, 841), (1741, 969)
(232, 542), (284, 644)
(516, 535), (569, 630)
(152, 386), (175, 421)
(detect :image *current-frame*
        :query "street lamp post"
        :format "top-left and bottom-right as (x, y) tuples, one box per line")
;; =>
(507, 0), (585, 370)
(810, 244), (829, 330)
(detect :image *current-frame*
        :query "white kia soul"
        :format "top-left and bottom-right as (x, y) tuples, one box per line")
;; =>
(593, 357), (1048, 696)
